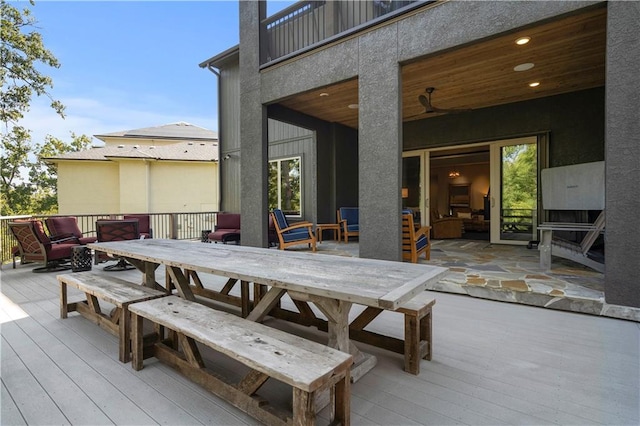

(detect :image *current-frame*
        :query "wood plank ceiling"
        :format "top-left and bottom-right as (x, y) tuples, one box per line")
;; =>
(276, 5), (606, 129)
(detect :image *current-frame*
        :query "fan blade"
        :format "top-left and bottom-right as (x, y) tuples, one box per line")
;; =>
(418, 94), (430, 108)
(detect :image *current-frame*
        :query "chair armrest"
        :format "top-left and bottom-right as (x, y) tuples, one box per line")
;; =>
(415, 226), (431, 240)
(50, 234), (80, 244)
(280, 221), (314, 233)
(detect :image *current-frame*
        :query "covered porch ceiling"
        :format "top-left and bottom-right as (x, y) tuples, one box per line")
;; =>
(276, 5), (606, 130)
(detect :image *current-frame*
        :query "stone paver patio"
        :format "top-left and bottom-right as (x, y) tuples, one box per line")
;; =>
(311, 238), (640, 322)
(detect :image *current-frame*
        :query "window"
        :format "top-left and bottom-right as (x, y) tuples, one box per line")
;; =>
(268, 156), (302, 216)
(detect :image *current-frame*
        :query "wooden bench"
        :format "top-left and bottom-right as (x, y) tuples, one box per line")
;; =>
(268, 289), (436, 375)
(129, 296), (352, 426)
(348, 291), (435, 375)
(57, 272), (167, 363)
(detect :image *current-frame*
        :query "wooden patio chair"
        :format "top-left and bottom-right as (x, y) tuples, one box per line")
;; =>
(337, 207), (359, 243)
(8, 220), (81, 272)
(95, 219), (140, 270)
(270, 209), (316, 251)
(402, 213), (431, 263)
(45, 216), (97, 244)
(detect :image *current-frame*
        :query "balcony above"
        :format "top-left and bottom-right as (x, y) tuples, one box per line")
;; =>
(261, 0), (427, 66)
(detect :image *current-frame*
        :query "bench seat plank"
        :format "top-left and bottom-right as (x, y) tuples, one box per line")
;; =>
(128, 296), (352, 393)
(59, 272), (166, 306)
(58, 272), (167, 363)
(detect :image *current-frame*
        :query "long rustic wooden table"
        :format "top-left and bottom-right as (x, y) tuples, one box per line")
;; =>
(88, 239), (448, 380)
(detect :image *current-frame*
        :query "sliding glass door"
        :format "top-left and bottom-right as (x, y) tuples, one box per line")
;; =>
(490, 137), (538, 244)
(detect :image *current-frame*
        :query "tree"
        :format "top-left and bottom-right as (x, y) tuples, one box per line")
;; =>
(1, 0), (83, 215)
(1, 0), (64, 123)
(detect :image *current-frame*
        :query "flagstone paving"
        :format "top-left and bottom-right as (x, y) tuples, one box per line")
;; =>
(312, 238), (640, 322)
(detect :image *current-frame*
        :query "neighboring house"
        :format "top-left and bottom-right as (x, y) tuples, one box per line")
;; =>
(200, 1), (639, 308)
(45, 122), (219, 215)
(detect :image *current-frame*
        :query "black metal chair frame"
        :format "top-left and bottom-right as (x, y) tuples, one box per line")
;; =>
(95, 220), (140, 271)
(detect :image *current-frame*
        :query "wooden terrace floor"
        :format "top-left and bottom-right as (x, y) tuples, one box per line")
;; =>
(1, 261), (639, 425)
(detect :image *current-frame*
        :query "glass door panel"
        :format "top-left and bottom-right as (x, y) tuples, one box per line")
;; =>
(490, 137), (538, 244)
(402, 153), (428, 226)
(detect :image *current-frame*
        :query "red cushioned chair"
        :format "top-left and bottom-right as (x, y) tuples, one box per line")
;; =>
(9, 220), (81, 272)
(95, 219), (140, 271)
(45, 216), (97, 244)
(123, 214), (152, 239)
(208, 213), (241, 244)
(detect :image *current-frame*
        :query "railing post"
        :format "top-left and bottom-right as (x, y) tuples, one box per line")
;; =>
(170, 214), (179, 239)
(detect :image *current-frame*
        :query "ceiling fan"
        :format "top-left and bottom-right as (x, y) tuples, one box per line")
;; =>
(417, 87), (471, 115)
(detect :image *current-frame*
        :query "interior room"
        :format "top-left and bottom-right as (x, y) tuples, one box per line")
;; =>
(430, 147), (490, 240)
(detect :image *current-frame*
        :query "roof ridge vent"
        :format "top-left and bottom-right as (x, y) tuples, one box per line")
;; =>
(117, 144), (125, 148)
(133, 145), (140, 149)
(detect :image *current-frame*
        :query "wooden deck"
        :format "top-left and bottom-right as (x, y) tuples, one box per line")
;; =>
(1, 264), (638, 425)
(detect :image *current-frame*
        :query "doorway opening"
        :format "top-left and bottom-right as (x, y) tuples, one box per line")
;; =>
(403, 136), (541, 245)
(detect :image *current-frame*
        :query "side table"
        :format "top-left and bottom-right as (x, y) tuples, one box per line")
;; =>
(315, 223), (341, 243)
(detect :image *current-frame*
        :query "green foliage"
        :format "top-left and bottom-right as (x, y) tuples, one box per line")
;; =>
(268, 157), (301, 215)
(501, 143), (537, 212)
(1, 0), (64, 123)
(1, 0), (89, 216)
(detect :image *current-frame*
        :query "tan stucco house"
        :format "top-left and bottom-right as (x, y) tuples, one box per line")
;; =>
(46, 122), (219, 214)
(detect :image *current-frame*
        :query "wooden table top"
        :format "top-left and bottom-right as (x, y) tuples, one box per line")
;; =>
(88, 239), (448, 310)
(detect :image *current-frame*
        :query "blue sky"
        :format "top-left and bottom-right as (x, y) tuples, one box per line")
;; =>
(16, 1), (294, 146)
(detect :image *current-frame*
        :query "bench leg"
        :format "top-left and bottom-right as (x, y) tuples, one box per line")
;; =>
(404, 314), (420, 375)
(333, 370), (351, 425)
(131, 312), (144, 371)
(404, 307), (433, 375)
(120, 304), (131, 363)
(421, 309), (433, 361)
(60, 281), (68, 319)
(292, 388), (315, 425)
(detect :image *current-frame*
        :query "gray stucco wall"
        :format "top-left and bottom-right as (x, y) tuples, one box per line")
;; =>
(604, 1), (640, 307)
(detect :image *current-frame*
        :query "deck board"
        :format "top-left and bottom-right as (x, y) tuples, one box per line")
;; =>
(1, 264), (638, 425)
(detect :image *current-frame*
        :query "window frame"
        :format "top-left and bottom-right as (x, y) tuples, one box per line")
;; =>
(268, 155), (303, 218)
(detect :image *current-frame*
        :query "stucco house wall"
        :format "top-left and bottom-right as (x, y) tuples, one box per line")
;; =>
(56, 161), (120, 214)
(47, 122), (219, 215)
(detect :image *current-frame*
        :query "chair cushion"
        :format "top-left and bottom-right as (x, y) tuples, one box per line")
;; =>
(339, 207), (359, 225)
(123, 215), (151, 234)
(47, 217), (81, 238)
(416, 235), (429, 251)
(282, 229), (311, 243)
(78, 236), (98, 244)
(47, 242), (76, 259)
(216, 213), (241, 230)
(32, 220), (51, 244)
(346, 224), (359, 232)
(272, 209), (289, 230)
(209, 229), (241, 241)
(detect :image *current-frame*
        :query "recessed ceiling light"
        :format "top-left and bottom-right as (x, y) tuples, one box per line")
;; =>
(319, 92), (329, 97)
(529, 82), (540, 87)
(514, 63), (534, 72)
(348, 104), (359, 109)
(516, 36), (531, 45)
